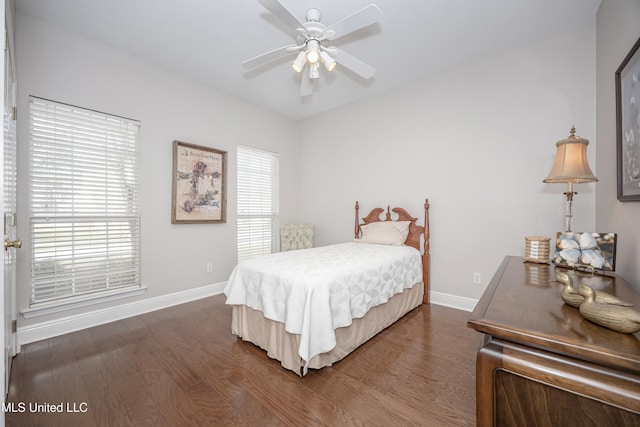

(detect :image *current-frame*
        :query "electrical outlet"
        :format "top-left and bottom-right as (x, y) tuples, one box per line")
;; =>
(473, 272), (481, 285)
(206, 262), (213, 273)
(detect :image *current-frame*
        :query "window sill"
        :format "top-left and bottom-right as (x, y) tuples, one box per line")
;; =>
(21, 286), (147, 319)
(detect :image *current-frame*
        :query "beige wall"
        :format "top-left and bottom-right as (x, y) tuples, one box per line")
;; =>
(596, 0), (640, 290)
(14, 5), (606, 332)
(298, 22), (597, 302)
(15, 13), (300, 328)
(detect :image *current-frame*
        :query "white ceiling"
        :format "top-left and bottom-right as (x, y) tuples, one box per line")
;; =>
(16, 0), (601, 120)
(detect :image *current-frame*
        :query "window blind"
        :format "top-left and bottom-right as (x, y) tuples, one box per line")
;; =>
(237, 145), (279, 262)
(28, 97), (141, 306)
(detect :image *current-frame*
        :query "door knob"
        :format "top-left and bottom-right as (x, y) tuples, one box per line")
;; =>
(4, 238), (22, 251)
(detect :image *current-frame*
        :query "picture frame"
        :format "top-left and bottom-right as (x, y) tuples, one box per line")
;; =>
(615, 36), (640, 201)
(171, 140), (227, 224)
(552, 231), (617, 273)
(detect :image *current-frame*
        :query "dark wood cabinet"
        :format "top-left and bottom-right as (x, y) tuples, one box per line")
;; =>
(468, 256), (640, 427)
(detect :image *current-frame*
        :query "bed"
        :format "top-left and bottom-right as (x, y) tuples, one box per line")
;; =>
(224, 200), (430, 376)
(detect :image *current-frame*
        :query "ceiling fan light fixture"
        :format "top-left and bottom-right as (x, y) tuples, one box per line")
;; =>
(320, 51), (336, 71)
(306, 39), (320, 64)
(309, 62), (320, 79)
(291, 51), (306, 73)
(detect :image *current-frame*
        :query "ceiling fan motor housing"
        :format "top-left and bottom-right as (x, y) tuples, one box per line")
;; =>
(305, 8), (321, 23)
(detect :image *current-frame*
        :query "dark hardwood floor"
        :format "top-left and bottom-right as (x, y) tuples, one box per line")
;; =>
(6, 294), (478, 426)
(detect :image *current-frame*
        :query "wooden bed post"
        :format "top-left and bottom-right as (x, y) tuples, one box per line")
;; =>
(423, 199), (430, 304)
(354, 201), (360, 239)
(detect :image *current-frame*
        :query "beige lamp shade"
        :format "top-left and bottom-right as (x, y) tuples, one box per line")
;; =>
(543, 127), (598, 183)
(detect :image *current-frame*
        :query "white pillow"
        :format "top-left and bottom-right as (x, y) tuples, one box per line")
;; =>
(354, 221), (410, 246)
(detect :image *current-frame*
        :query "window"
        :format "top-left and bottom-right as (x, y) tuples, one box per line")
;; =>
(28, 97), (141, 309)
(237, 145), (279, 262)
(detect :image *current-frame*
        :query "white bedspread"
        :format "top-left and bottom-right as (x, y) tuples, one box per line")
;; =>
(224, 242), (423, 365)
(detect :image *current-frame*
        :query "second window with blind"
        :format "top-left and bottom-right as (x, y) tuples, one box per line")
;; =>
(237, 145), (280, 262)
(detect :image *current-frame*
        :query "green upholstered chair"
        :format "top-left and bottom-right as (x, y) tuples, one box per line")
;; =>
(280, 224), (315, 251)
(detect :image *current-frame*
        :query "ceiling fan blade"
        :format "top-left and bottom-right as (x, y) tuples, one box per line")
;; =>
(332, 48), (376, 79)
(324, 4), (382, 40)
(259, 0), (305, 30)
(242, 44), (299, 69)
(300, 66), (313, 96)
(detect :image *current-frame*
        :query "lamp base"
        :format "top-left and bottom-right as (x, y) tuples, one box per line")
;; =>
(563, 190), (576, 232)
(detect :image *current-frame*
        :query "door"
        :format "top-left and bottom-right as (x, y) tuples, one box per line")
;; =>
(3, 1), (18, 397)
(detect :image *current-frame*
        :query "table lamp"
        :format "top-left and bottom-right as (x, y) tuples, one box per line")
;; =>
(543, 126), (598, 231)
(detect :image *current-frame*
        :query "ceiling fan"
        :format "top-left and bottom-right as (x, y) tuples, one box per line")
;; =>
(242, 0), (382, 96)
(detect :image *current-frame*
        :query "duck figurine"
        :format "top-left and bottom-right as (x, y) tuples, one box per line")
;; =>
(576, 284), (640, 334)
(556, 272), (633, 308)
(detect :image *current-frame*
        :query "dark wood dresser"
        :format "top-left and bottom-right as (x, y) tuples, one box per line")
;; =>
(467, 256), (640, 427)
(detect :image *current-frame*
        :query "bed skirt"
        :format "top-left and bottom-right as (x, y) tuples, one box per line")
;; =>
(230, 283), (424, 376)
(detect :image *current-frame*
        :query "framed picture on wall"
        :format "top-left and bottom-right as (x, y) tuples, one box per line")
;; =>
(171, 140), (227, 223)
(615, 36), (640, 201)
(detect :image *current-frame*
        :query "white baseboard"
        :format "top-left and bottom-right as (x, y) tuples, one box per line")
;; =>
(430, 290), (478, 312)
(17, 284), (478, 348)
(17, 281), (227, 347)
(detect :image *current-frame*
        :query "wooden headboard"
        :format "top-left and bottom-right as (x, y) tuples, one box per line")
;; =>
(354, 199), (431, 304)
